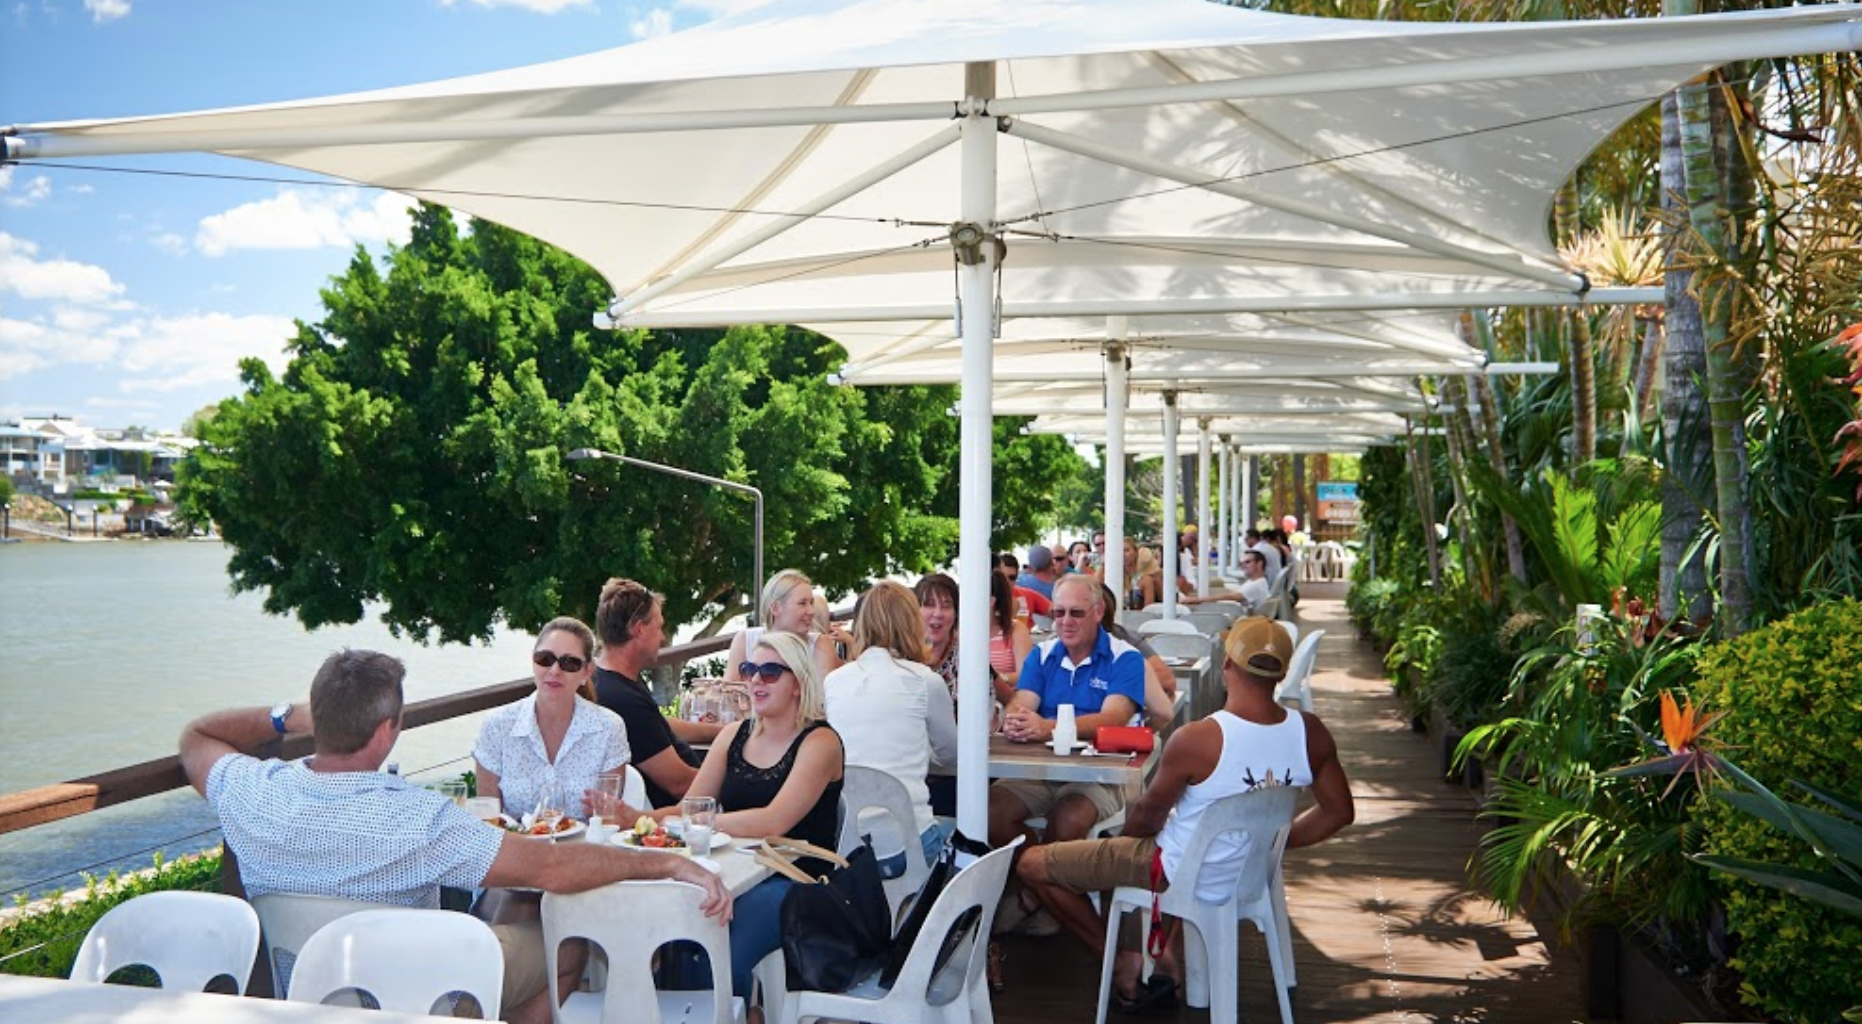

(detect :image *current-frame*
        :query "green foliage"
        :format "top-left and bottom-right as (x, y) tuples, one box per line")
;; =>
(1425, 612), (1515, 730)
(1460, 614), (1709, 936)
(0, 852), (222, 980)
(1345, 576), (1400, 642)
(1694, 600), (1862, 1023)
(1470, 463), (1661, 619)
(0, 476), (13, 506)
(177, 204), (1078, 640)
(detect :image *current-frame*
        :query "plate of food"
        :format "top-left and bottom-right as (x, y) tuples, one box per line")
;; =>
(613, 817), (732, 853)
(498, 815), (585, 840)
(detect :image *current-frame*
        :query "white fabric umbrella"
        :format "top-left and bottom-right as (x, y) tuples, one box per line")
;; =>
(13, 0), (1856, 836)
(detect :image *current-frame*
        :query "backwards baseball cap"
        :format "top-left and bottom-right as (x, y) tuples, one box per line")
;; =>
(1026, 546), (1054, 570)
(1224, 616), (1293, 682)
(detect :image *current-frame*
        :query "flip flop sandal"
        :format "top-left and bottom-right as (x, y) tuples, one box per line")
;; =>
(1110, 974), (1178, 1015)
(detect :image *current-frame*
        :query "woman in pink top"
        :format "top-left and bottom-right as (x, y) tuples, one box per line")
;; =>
(987, 572), (1032, 703)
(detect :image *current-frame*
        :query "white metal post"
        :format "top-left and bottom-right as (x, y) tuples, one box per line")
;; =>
(1104, 338), (1128, 610)
(954, 62), (998, 842)
(1217, 439), (1232, 576)
(1196, 418), (1211, 596)
(1161, 390), (1180, 619)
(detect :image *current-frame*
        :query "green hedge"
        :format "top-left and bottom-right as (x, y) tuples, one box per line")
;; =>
(1695, 599), (1862, 1023)
(0, 851), (223, 981)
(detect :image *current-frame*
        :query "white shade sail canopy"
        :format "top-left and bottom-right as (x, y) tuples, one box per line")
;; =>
(12, 0), (1857, 338)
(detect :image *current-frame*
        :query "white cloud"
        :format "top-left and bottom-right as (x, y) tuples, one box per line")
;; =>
(194, 189), (415, 258)
(84, 396), (160, 410)
(0, 312), (115, 380)
(630, 6), (672, 38)
(150, 232), (188, 255)
(83, 0), (129, 22)
(438, 0), (592, 12)
(676, 0), (777, 16)
(115, 312), (297, 393)
(0, 167), (54, 208)
(0, 233), (126, 304)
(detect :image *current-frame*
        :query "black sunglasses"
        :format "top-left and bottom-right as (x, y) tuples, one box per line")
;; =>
(532, 650), (588, 673)
(1052, 607), (1093, 620)
(739, 661), (792, 682)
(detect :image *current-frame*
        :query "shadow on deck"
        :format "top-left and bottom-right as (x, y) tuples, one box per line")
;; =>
(989, 582), (1583, 1023)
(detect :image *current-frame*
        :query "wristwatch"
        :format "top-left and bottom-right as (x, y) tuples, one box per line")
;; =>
(269, 701), (294, 735)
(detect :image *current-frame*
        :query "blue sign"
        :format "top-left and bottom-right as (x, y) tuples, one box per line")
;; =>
(1316, 481), (1358, 502)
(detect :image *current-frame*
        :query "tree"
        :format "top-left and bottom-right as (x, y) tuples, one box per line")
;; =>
(0, 475), (13, 507)
(177, 204), (1074, 642)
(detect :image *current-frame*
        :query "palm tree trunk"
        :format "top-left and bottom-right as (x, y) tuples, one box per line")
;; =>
(1405, 416), (1441, 589)
(1674, 65), (1754, 634)
(1633, 315), (1665, 426)
(1556, 179), (1598, 467)
(1659, 91), (1713, 625)
(1464, 313), (1529, 585)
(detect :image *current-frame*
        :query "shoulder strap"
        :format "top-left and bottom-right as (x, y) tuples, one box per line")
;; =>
(754, 836), (849, 883)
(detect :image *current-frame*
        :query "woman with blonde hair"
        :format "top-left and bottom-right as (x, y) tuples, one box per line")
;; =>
(725, 569), (844, 683)
(621, 629), (843, 1009)
(825, 582), (959, 871)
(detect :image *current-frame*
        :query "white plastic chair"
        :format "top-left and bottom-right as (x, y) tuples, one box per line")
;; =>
(758, 838), (1022, 1024)
(1276, 630), (1326, 712)
(1147, 633), (1216, 663)
(251, 892), (382, 998)
(1094, 786), (1301, 1024)
(623, 765), (648, 809)
(1115, 610), (1150, 633)
(287, 908), (504, 1018)
(1182, 611), (1234, 635)
(70, 890), (261, 994)
(1031, 613), (1054, 633)
(1203, 600), (1246, 618)
(1138, 618), (1200, 636)
(1274, 620), (1301, 648)
(839, 765), (933, 925)
(543, 880), (742, 1024)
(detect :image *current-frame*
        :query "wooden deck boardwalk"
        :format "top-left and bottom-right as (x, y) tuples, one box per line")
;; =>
(990, 582), (1585, 1023)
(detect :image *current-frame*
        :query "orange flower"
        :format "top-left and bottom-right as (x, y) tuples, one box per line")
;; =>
(1659, 690), (1723, 755)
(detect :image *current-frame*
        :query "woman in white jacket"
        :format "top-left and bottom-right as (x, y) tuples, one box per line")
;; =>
(824, 580), (959, 871)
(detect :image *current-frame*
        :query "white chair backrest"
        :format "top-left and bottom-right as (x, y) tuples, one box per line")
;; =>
(70, 891), (261, 994)
(1203, 601), (1245, 617)
(1138, 618), (1200, 636)
(887, 838), (1021, 1005)
(838, 765), (933, 923)
(1171, 787), (1300, 909)
(544, 880), (735, 1024)
(1146, 633), (1216, 662)
(1267, 567), (1292, 599)
(1115, 610), (1150, 633)
(1274, 620), (1300, 648)
(1276, 630), (1326, 712)
(623, 765), (648, 809)
(1182, 612), (1234, 635)
(251, 893), (383, 998)
(287, 908), (503, 1018)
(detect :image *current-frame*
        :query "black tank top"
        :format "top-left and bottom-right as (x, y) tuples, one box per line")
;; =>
(719, 720), (843, 863)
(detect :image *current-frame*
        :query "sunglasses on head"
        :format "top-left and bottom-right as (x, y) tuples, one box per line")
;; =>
(532, 650), (588, 673)
(739, 661), (792, 682)
(1052, 607), (1093, 620)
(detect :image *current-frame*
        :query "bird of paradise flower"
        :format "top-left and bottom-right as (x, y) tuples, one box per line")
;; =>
(1609, 690), (1730, 798)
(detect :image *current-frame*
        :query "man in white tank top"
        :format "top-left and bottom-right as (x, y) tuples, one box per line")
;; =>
(1014, 617), (1355, 1010)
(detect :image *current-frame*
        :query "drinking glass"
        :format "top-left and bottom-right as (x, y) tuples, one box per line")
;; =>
(535, 781), (567, 834)
(438, 779), (468, 807)
(680, 795), (718, 854)
(593, 771), (627, 823)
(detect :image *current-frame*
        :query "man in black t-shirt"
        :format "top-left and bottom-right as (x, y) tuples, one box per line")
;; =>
(592, 578), (713, 809)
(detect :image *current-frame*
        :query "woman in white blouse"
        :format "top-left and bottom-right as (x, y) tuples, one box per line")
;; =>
(473, 616), (630, 821)
(824, 581), (958, 871)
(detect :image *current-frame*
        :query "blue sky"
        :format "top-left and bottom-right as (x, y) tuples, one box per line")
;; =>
(1, 0), (750, 431)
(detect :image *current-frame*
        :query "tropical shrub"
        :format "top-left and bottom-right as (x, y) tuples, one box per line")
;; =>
(1694, 599), (1862, 1023)
(1345, 576), (1400, 643)
(0, 851), (223, 980)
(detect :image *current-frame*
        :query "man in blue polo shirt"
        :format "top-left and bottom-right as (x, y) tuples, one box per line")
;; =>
(988, 574), (1145, 851)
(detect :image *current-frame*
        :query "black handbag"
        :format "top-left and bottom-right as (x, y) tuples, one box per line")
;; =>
(878, 829), (990, 989)
(758, 837), (894, 992)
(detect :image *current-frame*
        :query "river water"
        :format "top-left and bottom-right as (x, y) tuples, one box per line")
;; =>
(0, 541), (556, 898)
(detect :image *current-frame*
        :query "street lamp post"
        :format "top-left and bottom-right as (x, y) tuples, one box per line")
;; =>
(564, 447), (765, 625)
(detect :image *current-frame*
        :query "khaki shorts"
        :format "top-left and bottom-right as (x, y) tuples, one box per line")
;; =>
(992, 778), (1125, 829)
(1040, 835), (1164, 894)
(491, 919), (551, 1015)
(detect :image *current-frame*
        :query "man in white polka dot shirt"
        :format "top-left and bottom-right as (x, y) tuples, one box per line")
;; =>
(181, 649), (731, 1024)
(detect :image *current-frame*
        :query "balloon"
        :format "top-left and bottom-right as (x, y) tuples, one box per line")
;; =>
(1281, 514), (1298, 532)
